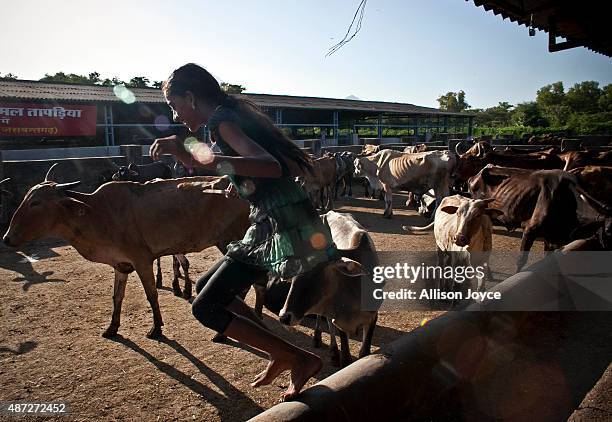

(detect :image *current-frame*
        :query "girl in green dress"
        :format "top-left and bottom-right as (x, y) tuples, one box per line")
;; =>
(150, 63), (337, 401)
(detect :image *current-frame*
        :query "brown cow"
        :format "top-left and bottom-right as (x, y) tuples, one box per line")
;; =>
(468, 165), (598, 271)
(3, 176), (249, 338)
(558, 150), (612, 171)
(569, 166), (612, 208)
(455, 143), (564, 182)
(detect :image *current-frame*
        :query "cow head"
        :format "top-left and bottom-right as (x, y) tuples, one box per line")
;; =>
(353, 157), (366, 177)
(3, 167), (84, 247)
(112, 163), (139, 181)
(440, 197), (503, 247)
(278, 258), (366, 326)
(454, 141), (492, 182)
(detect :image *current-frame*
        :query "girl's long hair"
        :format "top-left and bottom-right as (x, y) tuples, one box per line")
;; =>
(163, 63), (313, 174)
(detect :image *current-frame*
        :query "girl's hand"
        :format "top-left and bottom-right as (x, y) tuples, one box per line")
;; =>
(150, 135), (184, 161)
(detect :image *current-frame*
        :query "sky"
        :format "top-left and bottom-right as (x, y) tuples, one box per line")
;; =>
(1, 0), (611, 109)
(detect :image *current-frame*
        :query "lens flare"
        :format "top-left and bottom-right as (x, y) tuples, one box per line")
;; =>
(216, 161), (235, 176)
(310, 232), (327, 250)
(420, 318), (429, 327)
(112, 84), (136, 104)
(154, 115), (170, 131)
(183, 137), (213, 165)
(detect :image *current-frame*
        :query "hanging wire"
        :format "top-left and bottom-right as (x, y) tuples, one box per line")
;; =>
(326, 0), (368, 57)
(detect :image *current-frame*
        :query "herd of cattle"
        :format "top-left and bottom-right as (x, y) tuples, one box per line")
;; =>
(1, 137), (611, 367)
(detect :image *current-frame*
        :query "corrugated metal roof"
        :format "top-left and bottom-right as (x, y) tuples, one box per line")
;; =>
(0, 80), (467, 116)
(471, 0), (612, 57)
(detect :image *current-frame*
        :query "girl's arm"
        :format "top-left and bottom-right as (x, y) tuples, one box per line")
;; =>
(149, 122), (282, 179)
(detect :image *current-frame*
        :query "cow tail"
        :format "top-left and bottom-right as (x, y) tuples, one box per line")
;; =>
(402, 221), (435, 232)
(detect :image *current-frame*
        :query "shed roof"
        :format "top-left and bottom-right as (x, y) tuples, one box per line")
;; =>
(0, 79), (467, 116)
(471, 0), (612, 57)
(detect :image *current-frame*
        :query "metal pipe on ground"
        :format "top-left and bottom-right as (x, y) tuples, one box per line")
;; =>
(249, 251), (612, 421)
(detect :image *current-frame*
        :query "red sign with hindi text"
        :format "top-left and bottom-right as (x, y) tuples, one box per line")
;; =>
(0, 102), (97, 137)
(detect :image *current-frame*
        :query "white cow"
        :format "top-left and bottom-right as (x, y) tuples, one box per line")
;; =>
(355, 150), (457, 218)
(404, 195), (502, 293)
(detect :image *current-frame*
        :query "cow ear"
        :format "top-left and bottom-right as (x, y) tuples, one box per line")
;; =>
(485, 208), (504, 219)
(331, 258), (367, 277)
(60, 198), (90, 217)
(440, 205), (458, 214)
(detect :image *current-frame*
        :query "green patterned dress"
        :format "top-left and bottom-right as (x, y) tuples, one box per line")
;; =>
(208, 104), (337, 278)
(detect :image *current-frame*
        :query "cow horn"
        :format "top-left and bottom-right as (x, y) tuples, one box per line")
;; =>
(45, 163), (59, 182)
(55, 181), (81, 190)
(455, 142), (469, 156)
(0, 177), (9, 185)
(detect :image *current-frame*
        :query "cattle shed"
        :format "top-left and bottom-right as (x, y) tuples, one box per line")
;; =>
(469, 0), (612, 57)
(0, 79), (472, 151)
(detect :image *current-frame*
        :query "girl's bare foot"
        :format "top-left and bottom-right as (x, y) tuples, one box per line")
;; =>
(282, 352), (322, 402)
(250, 352), (322, 401)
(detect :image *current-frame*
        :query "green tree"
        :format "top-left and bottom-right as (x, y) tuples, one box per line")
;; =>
(127, 76), (151, 88)
(598, 84), (612, 112)
(0, 72), (18, 80)
(437, 90), (469, 112)
(473, 102), (513, 127)
(536, 82), (565, 107)
(100, 76), (126, 86)
(152, 80), (163, 89)
(535, 82), (570, 126)
(220, 82), (246, 94)
(39, 71), (101, 84)
(565, 81), (601, 113)
(511, 102), (548, 127)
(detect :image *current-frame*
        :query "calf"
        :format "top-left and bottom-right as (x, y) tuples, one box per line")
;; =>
(404, 195), (501, 294)
(3, 175), (250, 339)
(279, 259), (378, 368)
(254, 211), (379, 367)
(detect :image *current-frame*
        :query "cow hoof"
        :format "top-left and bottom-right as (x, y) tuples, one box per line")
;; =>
(383, 213), (393, 219)
(182, 289), (192, 300)
(156, 278), (163, 289)
(211, 333), (228, 343)
(172, 287), (182, 297)
(146, 326), (163, 339)
(102, 327), (118, 338)
(312, 336), (322, 348)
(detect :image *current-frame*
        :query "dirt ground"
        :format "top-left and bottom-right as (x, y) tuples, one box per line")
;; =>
(1, 192), (605, 422)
